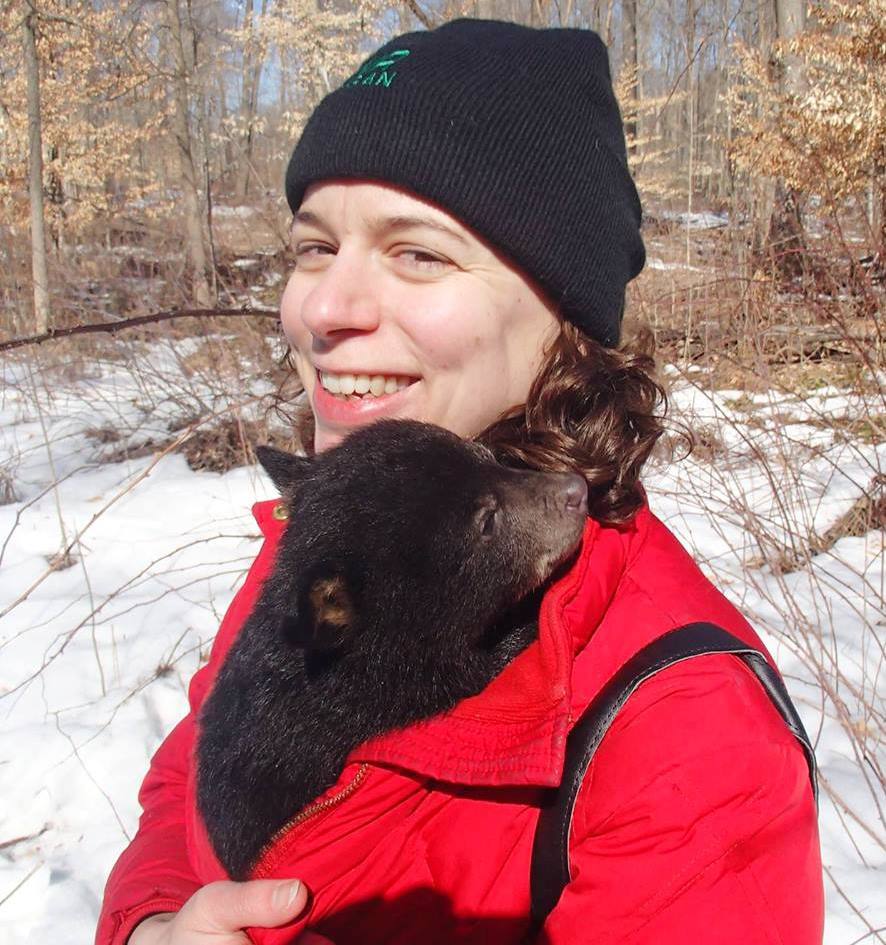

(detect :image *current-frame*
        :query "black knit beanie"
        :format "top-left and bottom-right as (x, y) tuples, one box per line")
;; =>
(285, 19), (645, 348)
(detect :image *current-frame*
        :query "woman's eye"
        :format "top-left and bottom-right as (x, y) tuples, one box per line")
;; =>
(294, 243), (334, 264)
(397, 248), (448, 270)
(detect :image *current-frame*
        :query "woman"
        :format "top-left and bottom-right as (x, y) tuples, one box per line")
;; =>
(97, 19), (823, 945)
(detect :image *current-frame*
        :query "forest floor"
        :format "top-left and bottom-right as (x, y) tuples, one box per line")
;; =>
(0, 206), (883, 943)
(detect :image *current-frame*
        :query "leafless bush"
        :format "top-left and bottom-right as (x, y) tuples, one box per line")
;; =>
(182, 415), (296, 474)
(0, 464), (18, 506)
(641, 197), (885, 937)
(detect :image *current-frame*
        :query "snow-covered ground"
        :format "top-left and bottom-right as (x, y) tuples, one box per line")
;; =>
(0, 346), (883, 944)
(661, 209), (730, 229)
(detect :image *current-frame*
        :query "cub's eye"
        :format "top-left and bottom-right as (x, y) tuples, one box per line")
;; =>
(476, 504), (498, 540)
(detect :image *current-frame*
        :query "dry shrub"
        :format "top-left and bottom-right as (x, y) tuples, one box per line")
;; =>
(686, 424), (728, 463)
(0, 466), (18, 506)
(729, 0), (886, 254)
(655, 356), (884, 887)
(45, 549), (78, 571)
(180, 416), (296, 474)
(104, 437), (174, 465)
(813, 477), (886, 555)
(84, 425), (123, 446)
(82, 400), (173, 464)
(641, 162), (884, 907)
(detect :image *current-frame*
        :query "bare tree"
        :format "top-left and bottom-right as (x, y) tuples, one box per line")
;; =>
(622, 0), (638, 155)
(234, 0), (268, 199)
(164, 0), (214, 308)
(22, 0), (50, 333)
(765, 0), (807, 278)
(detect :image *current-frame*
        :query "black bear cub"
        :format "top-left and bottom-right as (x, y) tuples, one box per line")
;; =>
(197, 420), (588, 879)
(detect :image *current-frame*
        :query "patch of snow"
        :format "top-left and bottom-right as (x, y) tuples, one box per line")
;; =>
(213, 205), (257, 219)
(0, 353), (882, 944)
(247, 296), (279, 312)
(646, 256), (706, 273)
(662, 209), (729, 229)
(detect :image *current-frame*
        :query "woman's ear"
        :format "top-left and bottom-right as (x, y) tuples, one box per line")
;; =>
(256, 445), (312, 493)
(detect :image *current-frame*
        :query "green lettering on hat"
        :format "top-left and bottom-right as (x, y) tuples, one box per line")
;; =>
(344, 48), (411, 89)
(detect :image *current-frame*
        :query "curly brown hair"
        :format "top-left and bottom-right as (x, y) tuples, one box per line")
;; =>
(275, 320), (667, 527)
(476, 320), (666, 525)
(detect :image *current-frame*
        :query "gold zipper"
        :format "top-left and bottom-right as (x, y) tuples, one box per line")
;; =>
(252, 763), (370, 877)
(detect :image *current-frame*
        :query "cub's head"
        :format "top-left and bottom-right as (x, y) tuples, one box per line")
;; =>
(257, 420), (587, 665)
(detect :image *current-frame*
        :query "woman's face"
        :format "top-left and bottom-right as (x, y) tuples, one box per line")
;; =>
(281, 180), (559, 452)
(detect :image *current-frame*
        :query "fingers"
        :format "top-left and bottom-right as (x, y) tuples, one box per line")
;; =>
(184, 878), (310, 933)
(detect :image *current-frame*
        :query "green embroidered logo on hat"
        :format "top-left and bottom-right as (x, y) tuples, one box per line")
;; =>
(344, 49), (411, 89)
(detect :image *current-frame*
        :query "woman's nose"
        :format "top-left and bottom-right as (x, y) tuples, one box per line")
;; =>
(298, 251), (381, 339)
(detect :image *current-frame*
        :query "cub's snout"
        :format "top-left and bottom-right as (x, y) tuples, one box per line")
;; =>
(494, 467), (588, 593)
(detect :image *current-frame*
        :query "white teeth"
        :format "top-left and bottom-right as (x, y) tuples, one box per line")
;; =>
(319, 370), (415, 398)
(321, 372), (341, 394)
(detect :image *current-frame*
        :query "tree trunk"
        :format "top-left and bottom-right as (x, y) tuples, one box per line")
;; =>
(603, 0), (615, 46)
(23, 1), (50, 334)
(474, 0), (503, 17)
(879, 173), (886, 258)
(278, 46), (288, 115)
(683, 0), (696, 172)
(165, 0), (213, 308)
(622, 0), (638, 156)
(234, 0), (267, 199)
(749, 2), (776, 257)
(867, 162), (885, 259)
(765, 0), (807, 280)
(775, 0), (805, 97)
(216, 72), (234, 183)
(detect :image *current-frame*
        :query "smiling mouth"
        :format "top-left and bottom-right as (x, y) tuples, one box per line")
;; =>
(317, 370), (419, 399)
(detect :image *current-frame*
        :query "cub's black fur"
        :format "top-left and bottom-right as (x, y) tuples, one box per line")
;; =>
(196, 420), (587, 879)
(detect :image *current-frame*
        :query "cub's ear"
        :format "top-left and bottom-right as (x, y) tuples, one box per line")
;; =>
(282, 568), (357, 655)
(256, 445), (312, 493)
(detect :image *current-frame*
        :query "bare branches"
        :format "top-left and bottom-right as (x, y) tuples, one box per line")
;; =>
(0, 308), (278, 352)
(402, 0), (436, 29)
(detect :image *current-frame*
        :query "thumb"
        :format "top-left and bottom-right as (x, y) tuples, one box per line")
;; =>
(187, 878), (311, 932)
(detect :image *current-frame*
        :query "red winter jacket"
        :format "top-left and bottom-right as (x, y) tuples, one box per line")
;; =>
(96, 500), (823, 945)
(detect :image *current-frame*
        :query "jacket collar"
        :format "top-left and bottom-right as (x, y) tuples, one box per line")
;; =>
(252, 498), (642, 789)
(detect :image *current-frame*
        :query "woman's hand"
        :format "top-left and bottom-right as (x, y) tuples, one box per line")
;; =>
(128, 878), (310, 944)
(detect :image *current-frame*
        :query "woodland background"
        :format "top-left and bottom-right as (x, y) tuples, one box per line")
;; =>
(2, 0), (884, 341)
(0, 0), (884, 942)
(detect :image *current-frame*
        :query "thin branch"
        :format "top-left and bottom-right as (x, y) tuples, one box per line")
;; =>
(0, 308), (278, 353)
(402, 0), (435, 29)
(0, 825), (49, 853)
(0, 861), (43, 910)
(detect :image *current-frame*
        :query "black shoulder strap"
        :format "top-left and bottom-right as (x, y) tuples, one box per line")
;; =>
(529, 621), (818, 926)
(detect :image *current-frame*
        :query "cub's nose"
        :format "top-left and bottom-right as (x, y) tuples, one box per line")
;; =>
(559, 473), (588, 513)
